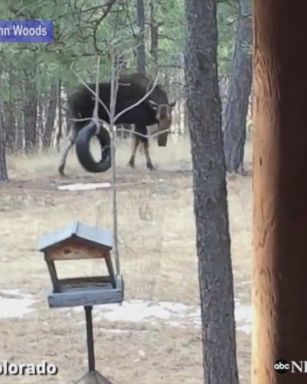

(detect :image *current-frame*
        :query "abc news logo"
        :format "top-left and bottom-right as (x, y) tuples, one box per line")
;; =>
(274, 359), (307, 374)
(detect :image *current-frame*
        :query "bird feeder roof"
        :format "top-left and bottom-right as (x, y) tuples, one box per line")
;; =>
(37, 221), (113, 252)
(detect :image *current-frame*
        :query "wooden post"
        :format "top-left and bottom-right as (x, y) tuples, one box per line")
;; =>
(252, 1), (307, 383)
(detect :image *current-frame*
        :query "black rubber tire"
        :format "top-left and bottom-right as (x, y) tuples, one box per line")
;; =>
(75, 121), (112, 173)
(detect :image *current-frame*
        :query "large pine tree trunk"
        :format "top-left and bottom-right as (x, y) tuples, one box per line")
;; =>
(184, 0), (239, 383)
(223, 0), (252, 174)
(252, 1), (307, 383)
(23, 68), (38, 153)
(136, 0), (146, 74)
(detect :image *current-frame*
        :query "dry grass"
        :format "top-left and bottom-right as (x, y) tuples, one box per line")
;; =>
(0, 135), (252, 383)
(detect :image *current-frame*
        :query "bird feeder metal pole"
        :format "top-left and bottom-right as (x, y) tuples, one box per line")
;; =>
(85, 306), (95, 372)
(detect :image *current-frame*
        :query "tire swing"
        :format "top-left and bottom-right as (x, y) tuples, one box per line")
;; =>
(75, 121), (112, 173)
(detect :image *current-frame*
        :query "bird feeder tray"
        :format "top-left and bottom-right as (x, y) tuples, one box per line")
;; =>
(37, 221), (124, 308)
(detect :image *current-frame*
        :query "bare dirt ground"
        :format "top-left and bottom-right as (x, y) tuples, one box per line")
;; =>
(0, 135), (252, 383)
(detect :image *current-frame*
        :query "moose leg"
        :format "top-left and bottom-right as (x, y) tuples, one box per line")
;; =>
(58, 127), (78, 176)
(138, 125), (154, 171)
(128, 135), (140, 169)
(143, 140), (155, 171)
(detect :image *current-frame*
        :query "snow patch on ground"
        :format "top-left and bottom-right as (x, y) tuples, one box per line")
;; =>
(70, 299), (252, 333)
(0, 289), (252, 334)
(0, 289), (35, 319)
(58, 182), (111, 191)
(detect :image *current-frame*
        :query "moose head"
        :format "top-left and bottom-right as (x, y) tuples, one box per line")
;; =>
(148, 99), (176, 146)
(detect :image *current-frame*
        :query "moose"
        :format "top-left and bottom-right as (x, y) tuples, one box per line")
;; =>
(58, 73), (175, 175)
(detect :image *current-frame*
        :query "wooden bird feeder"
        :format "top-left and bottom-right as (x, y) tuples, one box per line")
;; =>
(38, 221), (123, 308)
(38, 221), (124, 383)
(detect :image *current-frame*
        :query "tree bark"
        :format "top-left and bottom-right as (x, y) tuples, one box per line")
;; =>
(23, 67), (38, 153)
(149, 1), (159, 65)
(223, 0), (252, 174)
(16, 113), (23, 151)
(3, 66), (16, 152)
(64, 85), (71, 136)
(184, 1), (239, 383)
(43, 81), (57, 148)
(3, 101), (15, 152)
(0, 110), (8, 182)
(38, 94), (44, 146)
(252, 1), (307, 383)
(136, 0), (146, 74)
(56, 78), (63, 152)
(0, 60), (9, 181)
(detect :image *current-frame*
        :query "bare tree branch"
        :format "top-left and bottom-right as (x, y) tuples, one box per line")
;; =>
(51, 3), (114, 21)
(109, 54), (120, 274)
(123, 0), (137, 38)
(113, 75), (158, 123)
(69, 116), (170, 140)
(72, 54), (159, 126)
(93, 0), (118, 54)
(72, 70), (111, 120)
(93, 56), (101, 134)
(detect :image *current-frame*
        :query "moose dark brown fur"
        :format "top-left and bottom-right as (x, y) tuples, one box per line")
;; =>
(58, 73), (175, 175)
